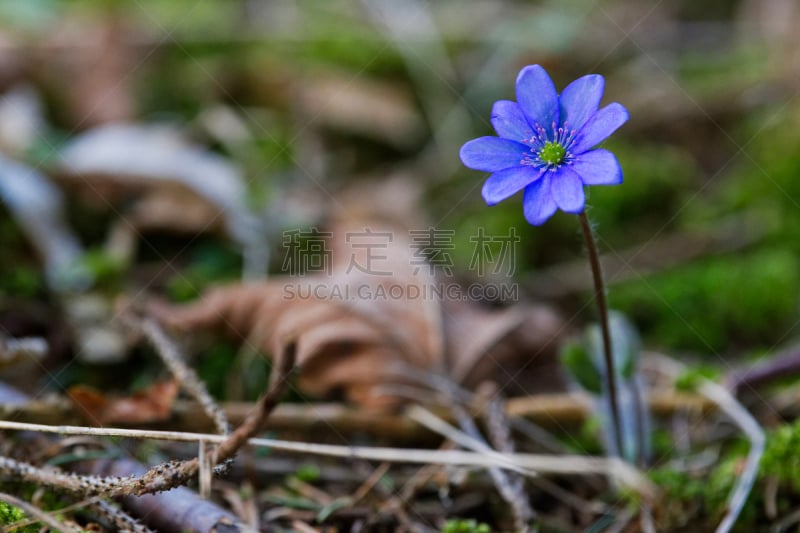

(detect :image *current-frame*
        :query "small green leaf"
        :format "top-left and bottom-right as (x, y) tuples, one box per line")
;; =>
(316, 497), (352, 522)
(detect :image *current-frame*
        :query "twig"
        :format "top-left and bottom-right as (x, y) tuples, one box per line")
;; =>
(0, 492), (78, 533)
(506, 390), (713, 421)
(395, 369), (565, 452)
(483, 395), (535, 531)
(0, 389), (716, 436)
(407, 405), (527, 476)
(3, 496), (106, 532)
(211, 342), (296, 464)
(351, 462), (391, 504)
(726, 342), (800, 394)
(396, 440), (456, 505)
(606, 507), (634, 533)
(122, 314), (230, 435)
(83, 458), (247, 533)
(0, 418), (657, 499)
(0, 456), (127, 495)
(0, 383), (243, 533)
(702, 379), (765, 533)
(89, 500), (154, 533)
(640, 505), (656, 533)
(0, 344), (295, 505)
(772, 507), (800, 533)
(765, 475), (779, 520)
(409, 404), (535, 531)
(656, 356), (765, 533)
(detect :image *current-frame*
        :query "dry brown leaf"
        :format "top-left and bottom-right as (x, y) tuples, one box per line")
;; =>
(294, 69), (424, 149)
(67, 379), (179, 425)
(54, 122), (270, 279)
(444, 300), (567, 396)
(151, 215), (565, 408)
(55, 123), (249, 234)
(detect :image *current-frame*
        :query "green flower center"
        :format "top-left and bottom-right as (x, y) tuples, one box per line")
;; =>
(538, 141), (566, 166)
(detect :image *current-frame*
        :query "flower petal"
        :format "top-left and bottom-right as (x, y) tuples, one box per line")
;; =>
(571, 102), (629, 153)
(550, 167), (585, 214)
(491, 100), (533, 142)
(522, 175), (557, 225)
(516, 65), (559, 131)
(571, 149), (623, 185)
(559, 74), (604, 132)
(482, 166), (542, 206)
(460, 137), (528, 172)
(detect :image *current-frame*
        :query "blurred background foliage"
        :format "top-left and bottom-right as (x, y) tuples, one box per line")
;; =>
(0, 0), (799, 367)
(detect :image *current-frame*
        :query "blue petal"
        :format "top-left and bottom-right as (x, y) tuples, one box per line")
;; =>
(522, 175), (557, 226)
(550, 166), (585, 214)
(571, 103), (629, 154)
(460, 137), (528, 172)
(559, 74), (604, 132)
(516, 65), (559, 131)
(482, 166), (542, 206)
(491, 100), (534, 142)
(571, 149), (623, 185)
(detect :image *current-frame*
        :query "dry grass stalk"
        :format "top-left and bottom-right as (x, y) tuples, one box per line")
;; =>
(0, 342), (296, 507)
(0, 417), (656, 498)
(653, 355), (765, 533)
(0, 492), (79, 533)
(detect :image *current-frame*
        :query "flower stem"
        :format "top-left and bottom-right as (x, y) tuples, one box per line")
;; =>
(578, 212), (624, 457)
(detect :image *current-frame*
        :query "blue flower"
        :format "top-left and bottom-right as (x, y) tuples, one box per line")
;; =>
(460, 65), (629, 225)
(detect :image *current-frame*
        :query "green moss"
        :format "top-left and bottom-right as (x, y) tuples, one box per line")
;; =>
(0, 487), (69, 532)
(77, 247), (128, 290)
(649, 421), (800, 530)
(587, 142), (698, 242)
(609, 248), (800, 352)
(166, 242), (242, 302)
(762, 420), (800, 492)
(649, 453), (755, 531)
(689, 100), (800, 245)
(564, 416), (604, 456)
(675, 365), (721, 392)
(195, 341), (239, 400)
(441, 518), (491, 533)
(0, 501), (27, 526)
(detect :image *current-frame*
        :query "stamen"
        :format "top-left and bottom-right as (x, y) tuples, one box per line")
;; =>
(520, 121), (577, 170)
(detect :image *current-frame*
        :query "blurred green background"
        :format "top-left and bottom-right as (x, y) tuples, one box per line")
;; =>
(0, 0), (798, 363)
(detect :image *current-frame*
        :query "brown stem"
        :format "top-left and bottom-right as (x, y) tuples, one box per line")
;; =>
(578, 212), (623, 457)
(726, 343), (800, 394)
(212, 342), (296, 464)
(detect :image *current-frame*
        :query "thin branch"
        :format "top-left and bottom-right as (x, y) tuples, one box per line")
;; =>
(726, 342), (800, 394)
(351, 462), (391, 504)
(0, 417), (656, 499)
(409, 404), (534, 531)
(407, 405), (527, 476)
(0, 389), (716, 436)
(483, 395), (534, 530)
(89, 500), (155, 533)
(120, 313), (230, 435)
(0, 343), (296, 504)
(395, 368), (566, 453)
(655, 356), (765, 533)
(211, 342), (296, 464)
(0, 492), (79, 533)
